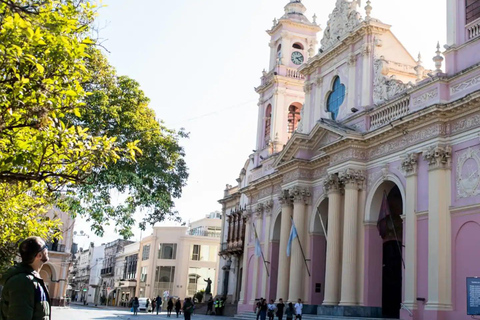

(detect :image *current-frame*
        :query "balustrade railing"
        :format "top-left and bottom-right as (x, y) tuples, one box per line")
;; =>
(369, 96), (410, 130)
(466, 17), (480, 40)
(285, 67), (304, 79)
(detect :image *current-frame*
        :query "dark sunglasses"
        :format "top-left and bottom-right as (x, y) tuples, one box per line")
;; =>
(37, 244), (48, 254)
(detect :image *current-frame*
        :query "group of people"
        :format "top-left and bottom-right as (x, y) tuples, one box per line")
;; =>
(256, 298), (304, 320)
(205, 297), (226, 315)
(130, 295), (195, 318)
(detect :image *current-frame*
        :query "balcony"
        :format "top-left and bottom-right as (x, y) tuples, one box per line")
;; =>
(466, 17), (480, 41)
(369, 96), (410, 130)
(219, 240), (244, 257)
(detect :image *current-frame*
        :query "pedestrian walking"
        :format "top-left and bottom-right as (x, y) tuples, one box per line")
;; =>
(276, 298), (285, 320)
(152, 298), (156, 313)
(0, 236), (51, 320)
(132, 297), (140, 315)
(255, 298), (263, 320)
(285, 303), (294, 320)
(175, 298), (182, 317)
(215, 298), (220, 315)
(259, 298), (268, 320)
(167, 297), (174, 317)
(294, 299), (303, 320)
(156, 295), (163, 314)
(146, 298), (150, 312)
(183, 297), (194, 320)
(206, 298), (213, 315)
(267, 299), (276, 320)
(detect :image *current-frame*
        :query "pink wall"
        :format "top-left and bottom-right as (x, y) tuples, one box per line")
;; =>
(449, 213), (480, 320)
(451, 140), (480, 208)
(247, 249), (255, 303)
(417, 158), (429, 212)
(363, 225), (383, 307)
(269, 241), (280, 300)
(416, 216), (429, 319)
(309, 235), (326, 304)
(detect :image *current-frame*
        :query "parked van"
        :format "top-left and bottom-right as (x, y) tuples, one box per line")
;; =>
(138, 298), (151, 312)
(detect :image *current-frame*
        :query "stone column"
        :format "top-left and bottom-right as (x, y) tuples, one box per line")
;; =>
(276, 190), (293, 301)
(261, 200), (274, 298)
(288, 186), (310, 303)
(250, 204), (264, 303)
(423, 145), (453, 311)
(323, 174), (343, 305)
(402, 153), (419, 310)
(239, 211), (252, 304)
(339, 169), (365, 306)
(361, 42), (372, 107)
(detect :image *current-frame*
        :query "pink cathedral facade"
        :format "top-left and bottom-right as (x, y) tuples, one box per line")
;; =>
(218, 1), (480, 319)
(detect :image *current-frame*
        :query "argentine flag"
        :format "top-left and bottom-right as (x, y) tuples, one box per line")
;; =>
(286, 221), (298, 257)
(254, 228), (262, 257)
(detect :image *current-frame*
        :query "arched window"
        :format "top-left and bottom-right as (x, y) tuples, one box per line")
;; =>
(327, 77), (345, 121)
(277, 44), (282, 58)
(466, 0), (480, 24)
(287, 104), (301, 134)
(264, 104), (272, 143)
(292, 42), (304, 50)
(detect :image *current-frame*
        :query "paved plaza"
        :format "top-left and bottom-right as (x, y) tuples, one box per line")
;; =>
(52, 305), (234, 320)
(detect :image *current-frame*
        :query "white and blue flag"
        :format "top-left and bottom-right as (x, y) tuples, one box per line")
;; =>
(286, 219), (298, 257)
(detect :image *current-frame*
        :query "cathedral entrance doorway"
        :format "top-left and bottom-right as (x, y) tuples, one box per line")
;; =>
(366, 181), (404, 319)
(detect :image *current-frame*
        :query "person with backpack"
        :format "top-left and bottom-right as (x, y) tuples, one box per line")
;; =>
(132, 297), (140, 315)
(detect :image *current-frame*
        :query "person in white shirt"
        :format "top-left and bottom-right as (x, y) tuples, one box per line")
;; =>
(267, 299), (276, 320)
(294, 299), (303, 320)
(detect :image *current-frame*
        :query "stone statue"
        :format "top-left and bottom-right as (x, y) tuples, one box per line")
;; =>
(204, 278), (212, 295)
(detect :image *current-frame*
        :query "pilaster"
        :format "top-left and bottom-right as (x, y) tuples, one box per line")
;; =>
(339, 169), (365, 306)
(250, 204), (264, 304)
(276, 190), (293, 301)
(401, 153), (419, 310)
(239, 211), (252, 304)
(323, 174), (344, 305)
(288, 186), (310, 303)
(261, 200), (274, 298)
(423, 145), (453, 311)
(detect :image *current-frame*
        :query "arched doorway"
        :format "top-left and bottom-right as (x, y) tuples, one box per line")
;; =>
(310, 198), (328, 304)
(381, 186), (403, 318)
(366, 181), (404, 319)
(40, 264), (55, 297)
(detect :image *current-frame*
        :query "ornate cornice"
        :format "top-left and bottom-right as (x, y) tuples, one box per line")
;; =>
(339, 168), (366, 190)
(423, 145), (452, 170)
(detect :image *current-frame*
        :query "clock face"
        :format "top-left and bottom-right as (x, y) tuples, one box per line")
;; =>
(291, 51), (304, 65)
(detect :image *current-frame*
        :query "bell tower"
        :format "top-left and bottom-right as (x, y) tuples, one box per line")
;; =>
(254, 0), (321, 159)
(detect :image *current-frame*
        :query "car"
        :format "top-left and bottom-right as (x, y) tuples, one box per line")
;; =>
(138, 298), (151, 312)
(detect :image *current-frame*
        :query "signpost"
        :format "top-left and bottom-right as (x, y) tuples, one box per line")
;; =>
(467, 277), (480, 315)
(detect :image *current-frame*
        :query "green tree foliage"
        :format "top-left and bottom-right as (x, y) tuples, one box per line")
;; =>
(0, 0), (188, 270)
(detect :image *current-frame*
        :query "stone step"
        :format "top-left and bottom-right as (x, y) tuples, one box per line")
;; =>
(234, 312), (397, 320)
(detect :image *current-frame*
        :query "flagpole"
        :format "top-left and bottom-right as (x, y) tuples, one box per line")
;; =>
(290, 217), (311, 277)
(383, 190), (405, 269)
(316, 207), (327, 240)
(252, 222), (270, 277)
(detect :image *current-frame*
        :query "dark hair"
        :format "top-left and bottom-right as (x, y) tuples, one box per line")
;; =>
(19, 236), (44, 264)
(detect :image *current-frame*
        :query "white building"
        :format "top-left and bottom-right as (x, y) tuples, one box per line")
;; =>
(114, 242), (139, 306)
(87, 244), (105, 305)
(136, 214), (221, 300)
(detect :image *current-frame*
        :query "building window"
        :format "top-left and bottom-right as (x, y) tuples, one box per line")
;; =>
(140, 266), (147, 282)
(192, 245), (201, 261)
(154, 266), (175, 296)
(142, 245), (150, 261)
(292, 42), (304, 50)
(327, 77), (345, 121)
(124, 254), (138, 280)
(264, 104), (272, 144)
(466, 0), (480, 24)
(287, 105), (301, 134)
(158, 243), (177, 259)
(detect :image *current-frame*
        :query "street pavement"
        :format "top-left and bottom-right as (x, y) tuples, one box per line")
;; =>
(52, 304), (235, 320)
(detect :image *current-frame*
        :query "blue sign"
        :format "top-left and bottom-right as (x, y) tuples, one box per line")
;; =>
(467, 277), (480, 315)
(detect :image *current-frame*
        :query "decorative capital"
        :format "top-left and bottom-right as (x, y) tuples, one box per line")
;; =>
(423, 145), (452, 170)
(339, 168), (366, 190)
(255, 203), (264, 216)
(263, 200), (274, 215)
(401, 153), (419, 176)
(278, 190), (292, 206)
(304, 82), (313, 93)
(315, 76), (323, 86)
(348, 53), (357, 66)
(361, 43), (371, 56)
(323, 174), (342, 193)
(290, 186), (311, 203)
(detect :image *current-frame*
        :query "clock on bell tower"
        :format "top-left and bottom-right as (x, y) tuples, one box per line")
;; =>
(254, 0), (321, 159)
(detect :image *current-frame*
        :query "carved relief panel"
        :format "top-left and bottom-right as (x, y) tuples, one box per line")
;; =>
(456, 147), (480, 199)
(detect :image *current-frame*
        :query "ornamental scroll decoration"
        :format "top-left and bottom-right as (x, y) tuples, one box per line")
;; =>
(323, 173), (343, 193)
(373, 57), (411, 105)
(456, 147), (480, 199)
(320, 0), (362, 50)
(423, 145), (452, 169)
(401, 153), (419, 176)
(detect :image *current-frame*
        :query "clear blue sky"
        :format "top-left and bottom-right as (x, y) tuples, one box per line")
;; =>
(75, 0), (446, 247)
